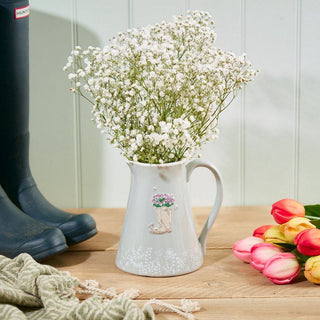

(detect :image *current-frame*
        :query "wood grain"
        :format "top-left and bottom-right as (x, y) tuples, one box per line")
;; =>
(137, 297), (320, 320)
(66, 206), (274, 251)
(49, 207), (318, 319)
(44, 248), (319, 300)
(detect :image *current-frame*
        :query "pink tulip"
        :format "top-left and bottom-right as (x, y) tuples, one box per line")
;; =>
(294, 229), (320, 256)
(253, 225), (273, 239)
(250, 243), (283, 272)
(232, 236), (263, 263)
(263, 253), (300, 284)
(271, 199), (305, 224)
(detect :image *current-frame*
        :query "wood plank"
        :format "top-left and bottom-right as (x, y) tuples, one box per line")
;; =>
(44, 249), (319, 300)
(66, 206), (274, 251)
(49, 206), (319, 319)
(66, 208), (124, 251)
(136, 297), (320, 320)
(195, 206), (274, 248)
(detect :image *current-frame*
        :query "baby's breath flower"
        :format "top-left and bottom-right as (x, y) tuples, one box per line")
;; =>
(64, 11), (258, 164)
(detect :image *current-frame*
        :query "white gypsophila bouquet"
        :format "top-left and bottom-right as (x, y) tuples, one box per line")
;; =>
(64, 11), (258, 164)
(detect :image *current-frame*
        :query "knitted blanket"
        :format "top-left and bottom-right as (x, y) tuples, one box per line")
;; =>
(0, 253), (154, 320)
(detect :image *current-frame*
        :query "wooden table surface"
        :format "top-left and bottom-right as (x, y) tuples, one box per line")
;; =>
(44, 207), (320, 319)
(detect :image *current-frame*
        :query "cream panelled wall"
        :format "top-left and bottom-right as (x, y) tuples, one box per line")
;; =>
(29, 0), (320, 208)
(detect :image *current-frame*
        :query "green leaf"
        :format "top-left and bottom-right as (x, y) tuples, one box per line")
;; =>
(274, 243), (296, 252)
(291, 248), (310, 265)
(273, 246), (310, 266)
(305, 204), (320, 219)
(310, 219), (320, 228)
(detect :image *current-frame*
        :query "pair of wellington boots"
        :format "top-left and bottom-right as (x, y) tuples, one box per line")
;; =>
(0, 0), (97, 260)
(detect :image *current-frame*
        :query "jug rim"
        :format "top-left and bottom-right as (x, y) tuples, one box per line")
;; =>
(127, 159), (187, 167)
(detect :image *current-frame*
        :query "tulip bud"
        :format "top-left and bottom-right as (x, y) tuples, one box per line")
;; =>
(294, 229), (320, 256)
(253, 225), (273, 239)
(250, 243), (283, 272)
(271, 199), (305, 224)
(304, 256), (320, 284)
(263, 226), (288, 246)
(278, 217), (316, 244)
(232, 236), (263, 263)
(263, 253), (300, 284)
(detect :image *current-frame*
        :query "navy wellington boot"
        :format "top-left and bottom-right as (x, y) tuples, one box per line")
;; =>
(0, 185), (68, 260)
(0, 0), (97, 245)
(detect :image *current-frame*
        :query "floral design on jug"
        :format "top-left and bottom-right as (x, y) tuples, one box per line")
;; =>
(149, 193), (175, 234)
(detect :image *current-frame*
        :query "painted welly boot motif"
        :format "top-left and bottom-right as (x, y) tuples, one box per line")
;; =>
(149, 193), (174, 234)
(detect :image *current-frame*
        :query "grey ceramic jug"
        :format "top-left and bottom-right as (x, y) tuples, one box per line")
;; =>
(116, 159), (223, 277)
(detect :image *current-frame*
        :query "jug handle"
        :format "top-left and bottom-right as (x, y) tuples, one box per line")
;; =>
(186, 159), (223, 256)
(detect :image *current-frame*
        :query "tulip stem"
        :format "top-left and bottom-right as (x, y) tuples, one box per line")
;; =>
(291, 248), (309, 266)
(307, 217), (320, 228)
(306, 215), (320, 220)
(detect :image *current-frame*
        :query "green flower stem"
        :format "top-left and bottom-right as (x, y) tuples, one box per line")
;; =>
(306, 215), (320, 220)
(291, 248), (309, 266)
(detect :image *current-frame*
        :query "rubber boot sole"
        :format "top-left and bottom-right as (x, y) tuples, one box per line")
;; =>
(33, 242), (68, 261)
(65, 227), (98, 246)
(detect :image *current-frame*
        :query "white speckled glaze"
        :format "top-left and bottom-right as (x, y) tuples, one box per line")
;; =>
(116, 159), (223, 277)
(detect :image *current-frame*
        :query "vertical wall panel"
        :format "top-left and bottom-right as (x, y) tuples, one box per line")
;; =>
(29, 0), (77, 207)
(244, 0), (297, 205)
(189, 0), (242, 206)
(76, 0), (189, 207)
(28, 0), (320, 208)
(75, 0), (130, 207)
(299, 0), (320, 204)
(132, 0), (185, 27)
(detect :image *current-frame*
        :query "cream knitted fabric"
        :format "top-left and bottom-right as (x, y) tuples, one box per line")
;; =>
(0, 254), (154, 320)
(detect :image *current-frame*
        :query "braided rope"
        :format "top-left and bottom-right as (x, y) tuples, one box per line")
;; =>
(144, 298), (200, 320)
(75, 279), (200, 319)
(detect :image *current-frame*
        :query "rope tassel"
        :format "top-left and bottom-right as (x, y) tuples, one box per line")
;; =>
(144, 299), (201, 320)
(76, 279), (200, 319)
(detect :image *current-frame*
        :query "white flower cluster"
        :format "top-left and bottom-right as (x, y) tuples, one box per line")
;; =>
(64, 11), (258, 164)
